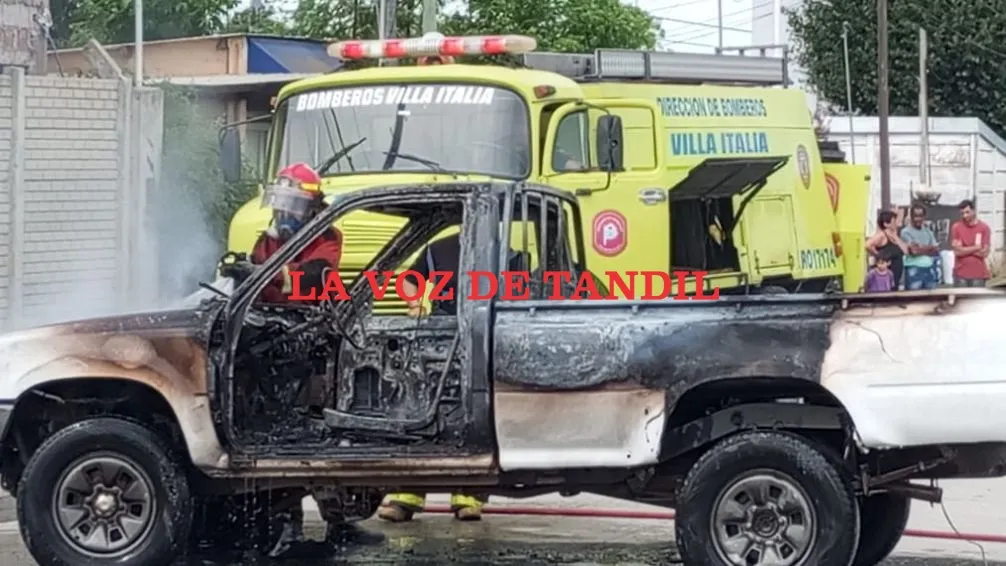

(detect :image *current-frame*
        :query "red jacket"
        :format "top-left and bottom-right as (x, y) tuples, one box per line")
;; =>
(251, 226), (343, 303)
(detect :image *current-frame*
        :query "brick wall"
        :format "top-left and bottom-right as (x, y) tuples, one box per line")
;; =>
(0, 69), (162, 330)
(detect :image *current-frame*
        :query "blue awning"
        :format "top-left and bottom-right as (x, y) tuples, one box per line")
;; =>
(247, 36), (344, 74)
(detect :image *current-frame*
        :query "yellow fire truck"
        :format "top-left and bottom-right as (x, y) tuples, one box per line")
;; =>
(220, 34), (870, 300)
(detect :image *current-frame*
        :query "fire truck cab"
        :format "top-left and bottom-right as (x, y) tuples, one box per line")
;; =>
(222, 34), (870, 302)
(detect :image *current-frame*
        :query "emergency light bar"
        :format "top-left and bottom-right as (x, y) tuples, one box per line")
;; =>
(522, 47), (789, 86)
(328, 34), (537, 61)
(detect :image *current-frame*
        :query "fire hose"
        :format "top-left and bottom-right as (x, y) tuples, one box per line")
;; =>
(422, 504), (1006, 544)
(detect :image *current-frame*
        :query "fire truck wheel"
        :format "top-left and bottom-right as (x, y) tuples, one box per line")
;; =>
(675, 430), (860, 566)
(17, 417), (192, 566)
(853, 492), (911, 566)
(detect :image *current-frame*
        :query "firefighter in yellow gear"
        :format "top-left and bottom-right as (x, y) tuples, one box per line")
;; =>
(378, 492), (487, 522)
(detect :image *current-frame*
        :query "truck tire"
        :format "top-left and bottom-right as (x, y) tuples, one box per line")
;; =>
(675, 430), (860, 566)
(16, 417), (192, 566)
(853, 493), (911, 566)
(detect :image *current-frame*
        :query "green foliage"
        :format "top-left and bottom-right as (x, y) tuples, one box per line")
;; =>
(289, 0), (448, 41)
(787, 0), (1006, 136)
(221, 6), (290, 35)
(443, 0), (661, 52)
(52, 0), (239, 46)
(157, 84), (256, 248)
(289, 0), (659, 51)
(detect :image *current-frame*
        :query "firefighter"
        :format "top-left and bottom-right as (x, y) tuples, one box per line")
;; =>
(221, 162), (343, 301)
(220, 164), (381, 550)
(377, 231), (493, 523)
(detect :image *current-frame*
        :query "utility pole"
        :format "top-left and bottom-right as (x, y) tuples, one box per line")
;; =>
(918, 27), (929, 187)
(717, 0), (723, 49)
(877, 0), (891, 209)
(422, 0), (437, 33)
(383, 0), (397, 38)
(0, 0), (50, 74)
(772, 0), (782, 50)
(842, 22), (856, 163)
(134, 0), (143, 85)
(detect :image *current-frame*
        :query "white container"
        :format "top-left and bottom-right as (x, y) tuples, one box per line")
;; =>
(940, 250), (955, 284)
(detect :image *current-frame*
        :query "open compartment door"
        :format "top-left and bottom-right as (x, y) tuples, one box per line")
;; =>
(667, 156), (789, 272)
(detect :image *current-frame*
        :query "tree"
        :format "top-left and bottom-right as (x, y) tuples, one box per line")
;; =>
(289, 0), (449, 41)
(288, 0), (659, 51)
(221, 5), (289, 35)
(787, 0), (1006, 136)
(63, 0), (238, 46)
(443, 0), (660, 52)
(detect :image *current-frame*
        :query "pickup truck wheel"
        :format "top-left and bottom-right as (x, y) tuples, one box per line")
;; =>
(853, 493), (911, 566)
(675, 431), (859, 566)
(16, 418), (192, 566)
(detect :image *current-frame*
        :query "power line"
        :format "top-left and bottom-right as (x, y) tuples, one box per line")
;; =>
(664, 0), (775, 44)
(661, 38), (727, 49)
(650, 0), (714, 13)
(672, 15), (754, 44)
(663, 0), (775, 30)
(655, 16), (749, 34)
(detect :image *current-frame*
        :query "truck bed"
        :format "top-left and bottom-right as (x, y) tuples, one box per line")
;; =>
(489, 288), (1006, 470)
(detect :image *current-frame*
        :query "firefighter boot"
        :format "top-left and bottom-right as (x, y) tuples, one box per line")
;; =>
(377, 493), (425, 522)
(450, 493), (485, 521)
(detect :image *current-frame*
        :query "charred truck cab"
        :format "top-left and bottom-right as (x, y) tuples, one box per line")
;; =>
(4, 182), (1006, 566)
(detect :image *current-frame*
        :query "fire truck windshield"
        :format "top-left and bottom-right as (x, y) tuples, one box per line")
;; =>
(275, 83), (531, 180)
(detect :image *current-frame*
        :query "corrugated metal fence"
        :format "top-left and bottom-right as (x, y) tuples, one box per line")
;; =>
(0, 67), (162, 330)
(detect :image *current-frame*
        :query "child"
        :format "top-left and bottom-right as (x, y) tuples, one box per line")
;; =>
(864, 251), (896, 292)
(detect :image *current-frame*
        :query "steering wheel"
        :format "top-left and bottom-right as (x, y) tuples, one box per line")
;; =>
(469, 141), (527, 170)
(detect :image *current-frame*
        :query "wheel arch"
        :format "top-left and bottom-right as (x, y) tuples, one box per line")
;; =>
(0, 374), (227, 485)
(658, 376), (857, 464)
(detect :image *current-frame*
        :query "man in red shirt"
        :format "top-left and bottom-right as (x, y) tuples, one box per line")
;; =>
(238, 162), (343, 302)
(950, 199), (991, 287)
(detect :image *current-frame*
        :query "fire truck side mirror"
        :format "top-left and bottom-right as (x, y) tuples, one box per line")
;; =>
(219, 127), (242, 184)
(596, 115), (624, 172)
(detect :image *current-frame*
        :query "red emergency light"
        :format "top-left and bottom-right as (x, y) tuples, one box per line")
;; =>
(328, 34), (537, 61)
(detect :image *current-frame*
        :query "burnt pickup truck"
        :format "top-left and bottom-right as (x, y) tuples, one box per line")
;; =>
(0, 181), (1005, 566)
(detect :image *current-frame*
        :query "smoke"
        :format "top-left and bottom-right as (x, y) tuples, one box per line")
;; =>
(152, 86), (251, 306)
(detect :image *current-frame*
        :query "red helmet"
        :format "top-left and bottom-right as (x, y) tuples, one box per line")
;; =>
(276, 162), (322, 191)
(262, 162), (325, 229)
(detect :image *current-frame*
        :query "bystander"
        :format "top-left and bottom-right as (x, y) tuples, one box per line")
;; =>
(901, 205), (941, 290)
(866, 210), (908, 289)
(950, 199), (991, 287)
(864, 249), (896, 293)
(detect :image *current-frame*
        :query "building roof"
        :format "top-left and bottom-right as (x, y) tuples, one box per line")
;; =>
(47, 33), (335, 54)
(150, 73), (315, 93)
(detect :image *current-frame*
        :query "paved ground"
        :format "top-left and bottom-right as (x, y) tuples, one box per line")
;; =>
(1, 480), (1004, 565)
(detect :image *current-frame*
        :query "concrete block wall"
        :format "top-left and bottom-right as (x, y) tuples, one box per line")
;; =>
(0, 68), (163, 330)
(0, 76), (12, 323)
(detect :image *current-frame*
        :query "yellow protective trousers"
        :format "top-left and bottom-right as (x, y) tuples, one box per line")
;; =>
(385, 492), (486, 511)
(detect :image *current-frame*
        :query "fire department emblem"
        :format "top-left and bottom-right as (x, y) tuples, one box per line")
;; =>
(796, 145), (812, 189)
(825, 173), (840, 212)
(592, 210), (628, 257)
